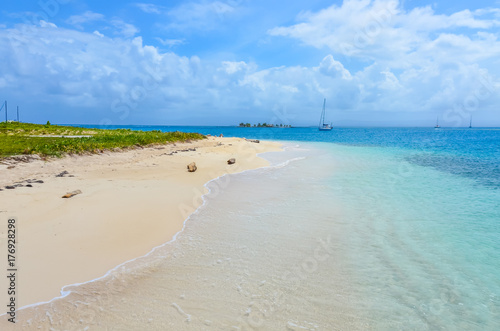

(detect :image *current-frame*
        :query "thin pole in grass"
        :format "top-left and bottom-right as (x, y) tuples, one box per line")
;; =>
(1, 100), (6, 122)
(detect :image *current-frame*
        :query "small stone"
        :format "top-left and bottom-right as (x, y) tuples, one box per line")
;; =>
(187, 162), (197, 172)
(7, 165), (15, 169)
(227, 158), (236, 165)
(5, 186), (16, 190)
(56, 170), (69, 177)
(62, 190), (82, 198)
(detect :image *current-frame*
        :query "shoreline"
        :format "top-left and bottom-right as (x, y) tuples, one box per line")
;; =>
(0, 136), (282, 311)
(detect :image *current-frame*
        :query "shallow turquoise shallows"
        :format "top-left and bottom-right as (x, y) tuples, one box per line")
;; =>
(69, 125), (499, 329)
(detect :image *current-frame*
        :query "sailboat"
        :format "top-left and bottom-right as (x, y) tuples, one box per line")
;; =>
(434, 116), (440, 129)
(318, 98), (333, 131)
(469, 115), (472, 128)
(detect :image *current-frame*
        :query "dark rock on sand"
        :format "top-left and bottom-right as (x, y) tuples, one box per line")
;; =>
(227, 158), (236, 165)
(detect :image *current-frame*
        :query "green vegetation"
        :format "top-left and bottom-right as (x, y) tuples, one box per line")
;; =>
(0, 122), (204, 158)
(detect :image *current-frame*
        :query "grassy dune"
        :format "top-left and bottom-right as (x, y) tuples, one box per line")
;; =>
(0, 122), (204, 158)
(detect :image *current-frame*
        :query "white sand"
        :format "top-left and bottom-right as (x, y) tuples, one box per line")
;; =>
(0, 136), (281, 308)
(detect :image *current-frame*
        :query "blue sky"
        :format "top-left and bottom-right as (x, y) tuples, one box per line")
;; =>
(1, 0), (499, 126)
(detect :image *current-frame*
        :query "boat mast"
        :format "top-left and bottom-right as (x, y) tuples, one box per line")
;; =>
(319, 98), (326, 127)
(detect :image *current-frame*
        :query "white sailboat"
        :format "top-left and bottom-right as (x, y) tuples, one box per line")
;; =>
(434, 116), (441, 129)
(318, 98), (332, 131)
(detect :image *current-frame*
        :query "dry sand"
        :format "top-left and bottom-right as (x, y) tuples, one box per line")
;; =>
(0, 136), (281, 309)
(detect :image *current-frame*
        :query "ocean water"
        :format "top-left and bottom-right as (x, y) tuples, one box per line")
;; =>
(14, 127), (500, 330)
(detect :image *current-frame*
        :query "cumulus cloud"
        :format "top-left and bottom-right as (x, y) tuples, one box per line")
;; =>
(267, 0), (500, 125)
(1, 21), (362, 125)
(269, 0), (500, 66)
(1, 24), (208, 123)
(319, 55), (352, 80)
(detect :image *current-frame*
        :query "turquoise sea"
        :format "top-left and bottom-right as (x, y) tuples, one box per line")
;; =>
(32, 126), (500, 329)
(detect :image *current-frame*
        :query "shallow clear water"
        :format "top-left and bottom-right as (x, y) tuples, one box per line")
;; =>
(321, 142), (500, 330)
(14, 127), (500, 330)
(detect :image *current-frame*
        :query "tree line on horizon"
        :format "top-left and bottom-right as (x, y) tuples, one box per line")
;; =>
(239, 123), (292, 128)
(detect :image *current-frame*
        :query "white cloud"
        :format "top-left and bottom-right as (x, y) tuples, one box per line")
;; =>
(135, 3), (163, 14)
(269, 0), (500, 67)
(0, 22), (362, 125)
(111, 20), (139, 38)
(66, 11), (138, 39)
(220, 61), (251, 75)
(155, 37), (185, 47)
(447, 9), (500, 29)
(40, 20), (57, 28)
(318, 55), (352, 80)
(164, 1), (237, 31)
(1, 24), (204, 122)
(67, 11), (105, 28)
(265, 0), (500, 125)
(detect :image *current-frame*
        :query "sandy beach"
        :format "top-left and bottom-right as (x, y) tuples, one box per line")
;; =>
(0, 136), (281, 310)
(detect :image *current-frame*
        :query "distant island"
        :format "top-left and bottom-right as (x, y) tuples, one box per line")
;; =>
(239, 123), (292, 128)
